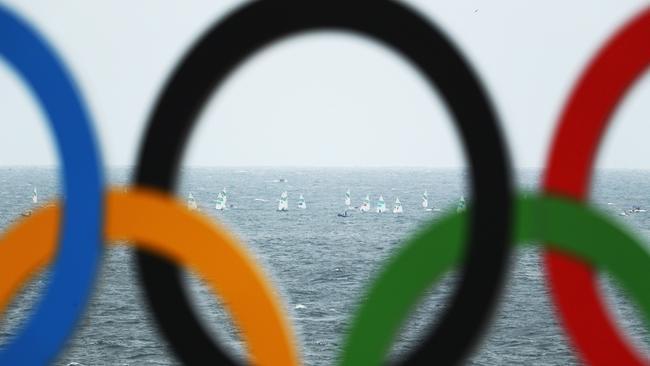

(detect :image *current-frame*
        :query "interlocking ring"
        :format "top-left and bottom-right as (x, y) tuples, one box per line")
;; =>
(133, 1), (512, 364)
(0, 189), (299, 365)
(0, 6), (103, 365)
(543, 7), (650, 366)
(341, 193), (650, 365)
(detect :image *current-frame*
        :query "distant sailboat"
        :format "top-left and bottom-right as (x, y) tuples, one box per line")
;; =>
(345, 189), (351, 207)
(421, 190), (428, 209)
(393, 197), (403, 213)
(22, 187), (38, 217)
(297, 194), (306, 209)
(187, 192), (198, 211)
(376, 195), (387, 213)
(625, 206), (647, 214)
(278, 191), (289, 211)
(457, 195), (466, 213)
(359, 194), (370, 212)
(215, 188), (227, 210)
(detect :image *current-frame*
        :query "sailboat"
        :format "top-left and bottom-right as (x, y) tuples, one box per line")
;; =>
(345, 189), (351, 207)
(624, 205), (647, 214)
(187, 192), (198, 211)
(421, 190), (428, 209)
(215, 188), (227, 210)
(22, 187), (38, 217)
(297, 194), (306, 209)
(359, 194), (370, 212)
(278, 191), (289, 211)
(376, 195), (387, 213)
(457, 195), (466, 213)
(393, 197), (403, 213)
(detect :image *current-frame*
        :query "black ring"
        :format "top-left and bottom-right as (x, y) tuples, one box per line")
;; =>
(134, 1), (513, 365)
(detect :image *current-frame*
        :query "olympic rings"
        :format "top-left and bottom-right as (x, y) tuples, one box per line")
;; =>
(341, 194), (650, 365)
(0, 6), (103, 365)
(3, 1), (650, 365)
(543, 7), (650, 366)
(134, 1), (512, 365)
(0, 189), (299, 366)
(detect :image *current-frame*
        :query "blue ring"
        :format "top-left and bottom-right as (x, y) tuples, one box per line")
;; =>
(0, 6), (103, 365)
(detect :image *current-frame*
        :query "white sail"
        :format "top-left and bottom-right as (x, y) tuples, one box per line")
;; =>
(214, 192), (223, 210)
(393, 197), (403, 213)
(421, 190), (428, 209)
(359, 194), (370, 212)
(32, 187), (38, 204)
(457, 195), (466, 213)
(221, 188), (227, 206)
(215, 188), (227, 210)
(376, 195), (387, 213)
(278, 191), (289, 211)
(187, 192), (198, 211)
(345, 189), (351, 207)
(298, 194), (306, 209)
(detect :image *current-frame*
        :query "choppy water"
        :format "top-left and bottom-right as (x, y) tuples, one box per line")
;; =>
(0, 167), (649, 365)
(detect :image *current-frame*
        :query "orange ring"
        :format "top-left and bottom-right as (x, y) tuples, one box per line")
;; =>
(0, 188), (300, 366)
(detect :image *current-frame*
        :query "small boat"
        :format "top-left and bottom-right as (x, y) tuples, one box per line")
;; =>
(421, 190), (428, 209)
(345, 189), (351, 207)
(393, 197), (403, 213)
(215, 188), (227, 211)
(456, 195), (466, 213)
(376, 195), (387, 213)
(278, 191), (289, 211)
(359, 195), (370, 213)
(625, 206), (647, 214)
(337, 210), (351, 218)
(187, 192), (198, 211)
(297, 194), (307, 209)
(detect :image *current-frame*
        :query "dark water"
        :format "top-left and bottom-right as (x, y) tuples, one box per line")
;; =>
(0, 167), (649, 365)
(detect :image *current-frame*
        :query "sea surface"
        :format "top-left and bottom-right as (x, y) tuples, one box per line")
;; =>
(0, 167), (649, 365)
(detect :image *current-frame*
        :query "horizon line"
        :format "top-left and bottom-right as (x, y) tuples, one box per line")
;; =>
(0, 165), (649, 171)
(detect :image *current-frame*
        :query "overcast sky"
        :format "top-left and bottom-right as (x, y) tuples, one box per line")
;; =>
(1, 0), (649, 168)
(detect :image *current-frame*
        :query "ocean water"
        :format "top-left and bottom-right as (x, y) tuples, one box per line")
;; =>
(0, 167), (649, 365)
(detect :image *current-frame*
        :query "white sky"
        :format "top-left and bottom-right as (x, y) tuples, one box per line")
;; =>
(0, 0), (649, 168)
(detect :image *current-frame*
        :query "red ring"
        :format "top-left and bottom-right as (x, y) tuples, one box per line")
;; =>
(543, 7), (650, 366)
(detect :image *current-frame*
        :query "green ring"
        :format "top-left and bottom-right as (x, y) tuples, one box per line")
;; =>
(339, 194), (650, 365)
